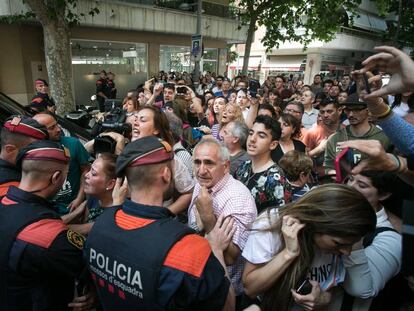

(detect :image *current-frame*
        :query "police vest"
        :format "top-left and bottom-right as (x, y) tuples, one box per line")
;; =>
(85, 207), (194, 311)
(0, 195), (61, 310)
(0, 160), (21, 196)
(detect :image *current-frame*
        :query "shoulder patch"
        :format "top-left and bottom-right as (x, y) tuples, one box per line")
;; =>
(17, 219), (67, 248)
(115, 209), (155, 230)
(164, 234), (211, 278)
(1, 193), (18, 205)
(67, 229), (85, 250)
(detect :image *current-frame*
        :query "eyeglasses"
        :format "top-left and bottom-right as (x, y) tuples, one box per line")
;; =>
(284, 108), (301, 114)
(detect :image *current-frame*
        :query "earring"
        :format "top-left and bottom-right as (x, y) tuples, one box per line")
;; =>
(106, 187), (109, 191)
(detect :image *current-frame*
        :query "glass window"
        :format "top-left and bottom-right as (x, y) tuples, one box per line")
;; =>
(71, 39), (147, 106)
(202, 48), (218, 73)
(160, 45), (193, 73)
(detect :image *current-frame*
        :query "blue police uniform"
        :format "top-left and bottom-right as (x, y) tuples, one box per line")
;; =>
(107, 79), (117, 99)
(0, 186), (85, 311)
(85, 199), (229, 310)
(96, 78), (111, 112)
(0, 159), (21, 196)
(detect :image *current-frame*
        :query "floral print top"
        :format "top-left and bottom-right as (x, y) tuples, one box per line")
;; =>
(235, 161), (291, 214)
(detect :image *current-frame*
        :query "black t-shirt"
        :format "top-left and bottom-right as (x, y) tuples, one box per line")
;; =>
(271, 139), (306, 163)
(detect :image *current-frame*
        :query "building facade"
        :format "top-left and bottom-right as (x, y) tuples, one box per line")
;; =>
(229, 1), (388, 84)
(0, 0), (246, 105)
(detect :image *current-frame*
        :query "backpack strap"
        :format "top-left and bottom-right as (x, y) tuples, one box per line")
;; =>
(340, 227), (398, 311)
(363, 227), (398, 248)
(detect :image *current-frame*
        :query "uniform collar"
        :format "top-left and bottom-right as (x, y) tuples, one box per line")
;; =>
(6, 186), (55, 210)
(122, 199), (175, 219)
(0, 158), (19, 171)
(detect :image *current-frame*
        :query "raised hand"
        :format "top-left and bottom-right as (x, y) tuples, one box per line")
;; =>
(355, 46), (414, 98)
(281, 215), (305, 258)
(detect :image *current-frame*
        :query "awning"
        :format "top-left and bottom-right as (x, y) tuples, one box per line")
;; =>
(347, 10), (387, 32)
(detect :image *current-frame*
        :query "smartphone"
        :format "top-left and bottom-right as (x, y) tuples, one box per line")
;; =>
(249, 79), (260, 97)
(362, 74), (371, 94)
(335, 147), (357, 183)
(296, 278), (312, 295)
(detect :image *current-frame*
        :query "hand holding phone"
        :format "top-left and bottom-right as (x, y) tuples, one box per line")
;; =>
(335, 147), (359, 183)
(296, 278), (312, 295)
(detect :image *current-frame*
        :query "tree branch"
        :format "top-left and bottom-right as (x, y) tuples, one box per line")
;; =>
(24, 0), (50, 25)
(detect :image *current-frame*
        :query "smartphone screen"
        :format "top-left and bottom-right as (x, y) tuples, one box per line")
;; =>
(335, 147), (356, 183)
(362, 74), (371, 94)
(356, 74), (371, 95)
(296, 278), (312, 295)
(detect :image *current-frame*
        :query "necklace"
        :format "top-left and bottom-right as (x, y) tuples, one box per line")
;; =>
(245, 167), (258, 185)
(245, 160), (274, 185)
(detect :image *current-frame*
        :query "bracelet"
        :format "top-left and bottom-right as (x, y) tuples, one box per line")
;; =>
(389, 153), (401, 173)
(375, 106), (392, 119)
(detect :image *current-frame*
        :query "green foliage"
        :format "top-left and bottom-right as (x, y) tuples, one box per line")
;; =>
(375, 0), (414, 50)
(232, 0), (363, 52)
(0, 0), (99, 28)
(0, 11), (35, 23)
(232, 0), (414, 52)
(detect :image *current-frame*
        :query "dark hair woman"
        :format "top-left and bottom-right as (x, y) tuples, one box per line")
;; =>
(122, 96), (139, 113)
(271, 113), (306, 163)
(129, 106), (194, 215)
(242, 184), (377, 311)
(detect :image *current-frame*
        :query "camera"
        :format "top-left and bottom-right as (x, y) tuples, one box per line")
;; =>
(176, 86), (188, 96)
(91, 107), (131, 137)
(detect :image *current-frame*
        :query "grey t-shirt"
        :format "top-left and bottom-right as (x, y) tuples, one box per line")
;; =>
(230, 150), (250, 175)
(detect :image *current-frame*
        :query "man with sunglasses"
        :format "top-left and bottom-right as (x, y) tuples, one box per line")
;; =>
(324, 93), (390, 176)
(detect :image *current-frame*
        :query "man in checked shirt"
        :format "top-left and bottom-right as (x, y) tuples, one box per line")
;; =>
(188, 138), (257, 310)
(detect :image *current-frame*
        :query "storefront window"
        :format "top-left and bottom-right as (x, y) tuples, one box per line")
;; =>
(71, 39), (147, 105)
(160, 45), (192, 73)
(160, 45), (218, 74)
(202, 48), (218, 73)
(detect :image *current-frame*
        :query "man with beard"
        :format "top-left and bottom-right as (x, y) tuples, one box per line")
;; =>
(328, 84), (340, 100)
(311, 74), (323, 94)
(212, 75), (224, 94)
(302, 97), (343, 177)
(324, 94), (390, 175)
(85, 136), (233, 310)
(33, 113), (90, 215)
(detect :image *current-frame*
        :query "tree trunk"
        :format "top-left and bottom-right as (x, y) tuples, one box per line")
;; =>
(43, 21), (75, 115)
(24, 0), (75, 116)
(242, 15), (257, 75)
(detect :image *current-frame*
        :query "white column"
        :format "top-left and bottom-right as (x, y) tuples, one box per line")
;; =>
(304, 52), (322, 85)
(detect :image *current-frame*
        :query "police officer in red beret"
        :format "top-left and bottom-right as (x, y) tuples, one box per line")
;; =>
(96, 70), (111, 112)
(33, 79), (56, 113)
(0, 140), (95, 311)
(85, 136), (232, 310)
(107, 72), (117, 99)
(0, 115), (48, 196)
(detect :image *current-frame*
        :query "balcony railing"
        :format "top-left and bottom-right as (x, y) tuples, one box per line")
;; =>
(114, 0), (241, 19)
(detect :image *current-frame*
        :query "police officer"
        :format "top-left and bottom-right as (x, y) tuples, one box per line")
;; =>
(34, 79), (56, 113)
(85, 136), (231, 310)
(96, 70), (110, 112)
(107, 72), (117, 99)
(0, 140), (93, 310)
(0, 115), (48, 196)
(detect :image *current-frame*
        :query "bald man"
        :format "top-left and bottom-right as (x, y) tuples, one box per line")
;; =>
(33, 113), (90, 215)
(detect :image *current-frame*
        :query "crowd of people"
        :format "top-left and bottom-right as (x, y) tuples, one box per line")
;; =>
(0, 46), (414, 311)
